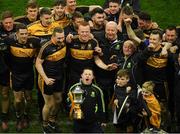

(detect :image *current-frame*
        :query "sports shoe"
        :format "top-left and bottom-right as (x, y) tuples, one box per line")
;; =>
(1, 121), (9, 132)
(42, 125), (54, 133)
(16, 119), (23, 132)
(22, 115), (30, 128)
(48, 122), (62, 133)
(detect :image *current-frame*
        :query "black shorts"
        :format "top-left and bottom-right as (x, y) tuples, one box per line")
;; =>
(0, 70), (9, 86)
(43, 79), (63, 95)
(11, 73), (34, 92)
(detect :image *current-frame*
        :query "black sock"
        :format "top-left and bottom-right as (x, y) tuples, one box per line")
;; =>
(1, 113), (8, 122)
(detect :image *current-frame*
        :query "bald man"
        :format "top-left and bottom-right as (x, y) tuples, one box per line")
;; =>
(94, 21), (122, 122)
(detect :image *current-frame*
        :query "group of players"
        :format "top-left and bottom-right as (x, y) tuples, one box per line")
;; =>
(0, 0), (180, 133)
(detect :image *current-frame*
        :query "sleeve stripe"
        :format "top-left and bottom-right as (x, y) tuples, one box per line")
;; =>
(92, 84), (105, 112)
(37, 41), (51, 59)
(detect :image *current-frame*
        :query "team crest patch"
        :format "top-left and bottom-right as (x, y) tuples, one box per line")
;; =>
(87, 43), (92, 49)
(115, 44), (120, 50)
(91, 91), (95, 97)
(29, 43), (33, 48)
(127, 62), (131, 68)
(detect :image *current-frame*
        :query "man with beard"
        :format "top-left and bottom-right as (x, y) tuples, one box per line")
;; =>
(27, 7), (60, 121)
(137, 11), (160, 39)
(52, 0), (71, 29)
(89, 7), (107, 35)
(36, 27), (66, 133)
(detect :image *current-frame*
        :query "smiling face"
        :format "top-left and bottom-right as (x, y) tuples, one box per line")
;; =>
(78, 24), (91, 42)
(123, 40), (136, 57)
(149, 33), (162, 50)
(92, 13), (105, 26)
(54, 5), (65, 17)
(2, 17), (14, 31)
(16, 28), (28, 44)
(81, 69), (94, 85)
(26, 7), (38, 21)
(109, 2), (120, 15)
(165, 29), (177, 43)
(105, 21), (118, 41)
(66, 0), (76, 11)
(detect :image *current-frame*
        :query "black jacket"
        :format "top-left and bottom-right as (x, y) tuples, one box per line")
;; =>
(69, 82), (106, 124)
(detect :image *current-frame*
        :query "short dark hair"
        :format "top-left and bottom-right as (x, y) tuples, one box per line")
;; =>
(151, 29), (163, 39)
(116, 69), (130, 78)
(90, 7), (104, 17)
(52, 27), (64, 36)
(121, 4), (133, 15)
(81, 67), (94, 75)
(53, 0), (66, 7)
(39, 7), (52, 16)
(138, 11), (151, 21)
(26, 0), (39, 9)
(72, 11), (84, 21)
(108, 0), (120, 4)
(16, 23), (27, 32)
(1, 10), (13, 20)
(165, 25), (177, 33)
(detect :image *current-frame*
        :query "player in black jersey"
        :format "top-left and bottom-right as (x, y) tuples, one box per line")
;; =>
(52, 0), (71, 29)
(66, 21), (110, 88)
(14, 0), (39, 26)
(27, 7), (60, 122)
(0, 11), (20, 132)
(4, 24), (40, 132)
(36, 27), (66, 133)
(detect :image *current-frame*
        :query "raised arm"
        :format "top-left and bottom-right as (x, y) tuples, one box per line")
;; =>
(124, 18), (142, 44)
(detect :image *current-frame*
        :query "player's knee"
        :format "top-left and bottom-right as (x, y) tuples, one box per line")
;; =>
(55, 97), (62, 104)
(14, 96), (23, 103)
(1, 90), (9, 100)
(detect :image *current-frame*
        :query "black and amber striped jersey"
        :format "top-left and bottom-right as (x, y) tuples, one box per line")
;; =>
(14, 15), (40, 26)
(4, 35), (40, 74)
(144, 47), (168, 82)
(0, 23), (19, 40)
(27, 20), (60, 44)
(0, 23), (19, 74)
(37, 40), (66, 79)
(68, 36), (98, 74)
(52, 14), (71, 29)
